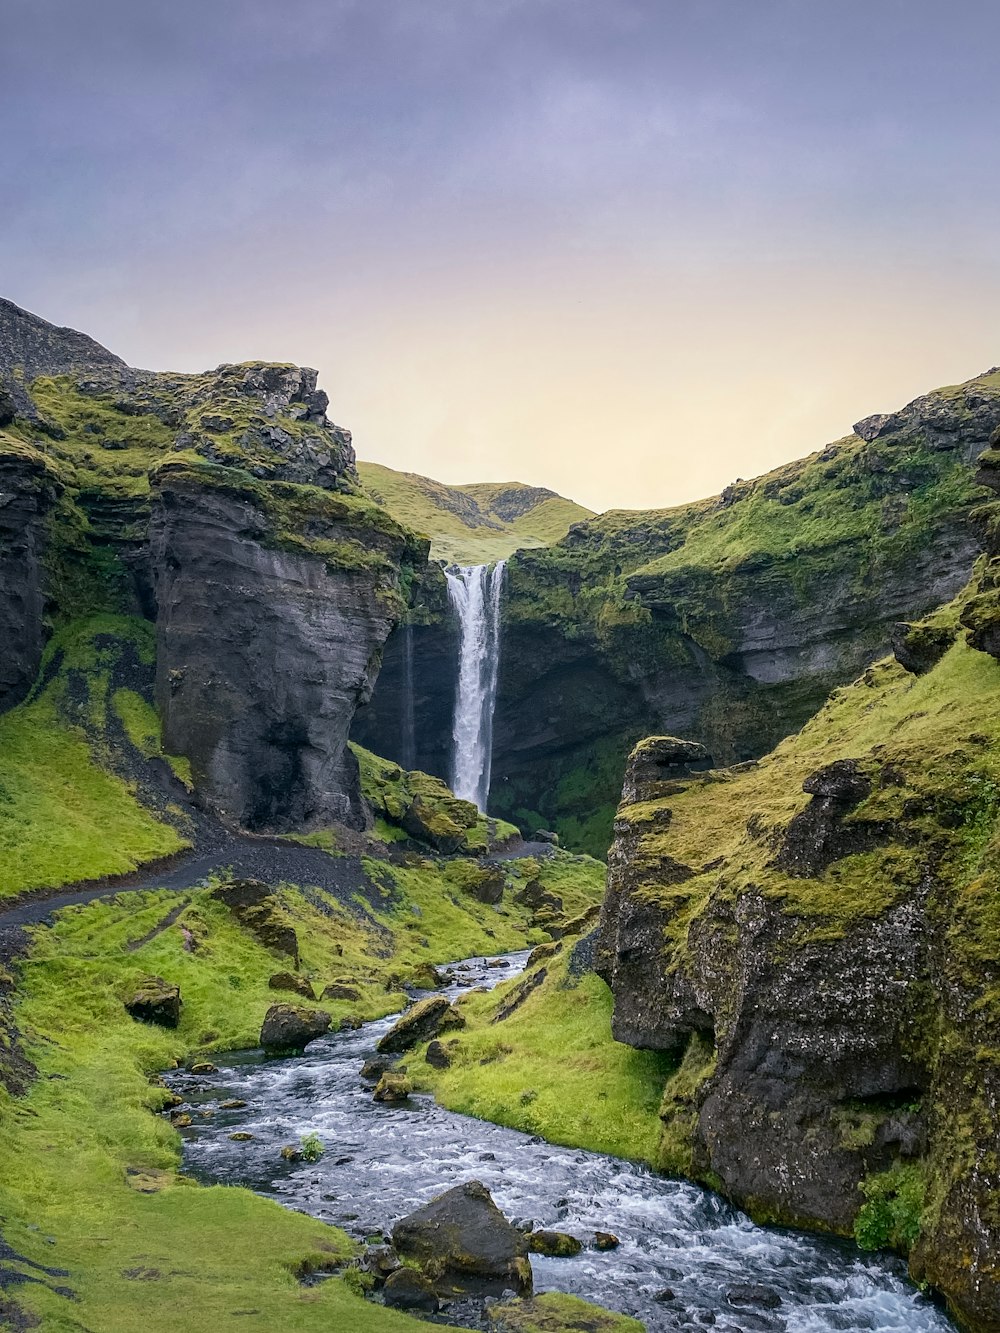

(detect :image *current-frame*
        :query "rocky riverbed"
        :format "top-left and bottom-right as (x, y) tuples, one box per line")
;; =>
(163, 954), (954, 1332)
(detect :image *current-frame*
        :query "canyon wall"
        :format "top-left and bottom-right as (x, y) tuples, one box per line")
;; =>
(0, 298), (425, 831)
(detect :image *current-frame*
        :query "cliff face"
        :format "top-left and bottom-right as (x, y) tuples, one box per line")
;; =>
(0, 297), (425, 833)
(594, 496), (1000, 1329)
(150, 463), (421, 830)
(0, 446), (61, 708)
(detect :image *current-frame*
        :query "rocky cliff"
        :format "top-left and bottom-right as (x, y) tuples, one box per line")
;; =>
(358, 367), (1000, 853)
(594, 466), (1000, 1329)
(0, 298), (426, 831)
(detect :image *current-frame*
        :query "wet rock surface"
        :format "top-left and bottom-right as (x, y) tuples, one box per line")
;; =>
(392, 1179), (532, 1296)
(259, 1003), (331, 1055)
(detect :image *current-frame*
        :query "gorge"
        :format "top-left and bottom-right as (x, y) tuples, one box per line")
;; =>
(1, 295), (1000, 1333)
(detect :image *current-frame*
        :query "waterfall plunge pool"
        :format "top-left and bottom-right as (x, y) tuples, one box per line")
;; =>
(164, 953), (954, 1333)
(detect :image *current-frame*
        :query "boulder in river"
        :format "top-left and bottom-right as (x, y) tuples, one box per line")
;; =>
(726, 1282), (782, 1310)
(391, 1179), (532, 1296)
(528, 1229), (583, 1257)
(376, 994), (465, 1054)
(382, 1266), (439, 1312)
(259, 1003), (331, 1055)
(125, 977), (181, 1028)
(487, 1292), (643, 1331)
(373, 1072), (412, 1102)
(592, 1231), (620, 1251)
(360, 1055), (394, 1082)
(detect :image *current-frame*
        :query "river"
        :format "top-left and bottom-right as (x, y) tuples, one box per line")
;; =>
(164, 952), (953, 1333)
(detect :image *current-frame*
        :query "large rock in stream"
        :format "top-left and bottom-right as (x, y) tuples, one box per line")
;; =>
(259, 1003), (331, 1056)
(391, 1180), (532, 1297)
(376, 994), (465, 1054)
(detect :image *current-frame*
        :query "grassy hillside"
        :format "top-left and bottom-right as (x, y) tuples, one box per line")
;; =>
(357, 460), (593, 564)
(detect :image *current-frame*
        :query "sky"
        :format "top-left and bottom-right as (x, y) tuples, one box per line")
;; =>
(3, 0), (1000, 513)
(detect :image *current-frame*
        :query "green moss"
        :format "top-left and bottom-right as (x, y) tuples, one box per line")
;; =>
(489, 1291), (644, 1332)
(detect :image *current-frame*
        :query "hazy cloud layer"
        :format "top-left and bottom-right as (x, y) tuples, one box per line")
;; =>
(3, 1), (999, 509)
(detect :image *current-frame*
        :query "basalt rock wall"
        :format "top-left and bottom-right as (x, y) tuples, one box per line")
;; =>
(595, 491), (1000, 1331)
(0, 296), (426, 833)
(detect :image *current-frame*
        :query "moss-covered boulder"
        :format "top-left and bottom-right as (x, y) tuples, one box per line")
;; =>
(124, 976), (181, 1028)
(212, 880), (299, 965)
(321, 981), (361, 1001)
(267, 971), (315, 999)
(391, 1179), (531, 1297)
(373, 1072), (412, 1102)
(382, 1265), (439, 1312)
(528, 1230), (583, 1258)
(259, 1003), (331, 1056)
(376, 995), (465, 1054)
(487, 1292), (644, 1332)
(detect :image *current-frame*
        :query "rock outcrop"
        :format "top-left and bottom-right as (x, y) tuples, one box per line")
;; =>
(595, 548), (1000, 1331)
(0, 296), (427, 832)
(124, 977), (181, 1028)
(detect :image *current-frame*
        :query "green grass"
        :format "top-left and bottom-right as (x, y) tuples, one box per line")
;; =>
(0, 837), (607, 1330)
(357, 461), (592, 564)
(0, 617), (188, 898)
(0, 887), (467, 1331)
(490, 1292), (645, 1332)
(412, 952), (671, 1164)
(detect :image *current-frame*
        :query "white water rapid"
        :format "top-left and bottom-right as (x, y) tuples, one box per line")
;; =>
(444, 561), (506, 811)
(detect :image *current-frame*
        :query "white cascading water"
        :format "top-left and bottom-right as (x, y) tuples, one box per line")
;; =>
(444, 561), (506, 811)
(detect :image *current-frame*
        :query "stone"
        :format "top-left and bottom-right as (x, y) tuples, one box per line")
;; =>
(373, 1072), (412, 1102)
(425, 1039), (452, 1070)
(526, 941), (561, 968)
(189, 1062), (217, 1074)
(376, 995), (465, 1054)
(620, 736), (714, 806)
(726, 1283), (782, 1310)
(592, 1231), (620, 1250)
(212, 881), (299, 965)
(321, 981), (361, 1002)
(360, 1056), (393, 1082)
(890, 621), (955, 675)
(259, 1003), (331, 1056)
(528, 1229), (583, 1257)
(532, 828), (560, 844)
(124, 977), (181, 1028)
(391, 1179), (532, 1296)
(382, 1266), (439, 1313)
(228, 1132), (254, 1142)
(268, 971), (315, 999)
(219, 1098), (246, 1109)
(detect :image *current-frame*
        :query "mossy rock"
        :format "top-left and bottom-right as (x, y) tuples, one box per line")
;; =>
(488, 1291), (645, 1332)
(259, 1003), (331, 1056)
(373, 1072), (412, 1102)
(268, 971), (315, 999)
(391, 1179), (531, 1297)
(124, 976), (180, 1028)
(376, 995), (465, 1054)
(527, 1229), (583, 1257)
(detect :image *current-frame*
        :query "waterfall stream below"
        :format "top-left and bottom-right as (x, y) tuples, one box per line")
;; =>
(164, 953), (954, 1333)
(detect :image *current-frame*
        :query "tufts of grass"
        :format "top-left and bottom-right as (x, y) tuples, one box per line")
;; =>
(412, 952), (672, 1164)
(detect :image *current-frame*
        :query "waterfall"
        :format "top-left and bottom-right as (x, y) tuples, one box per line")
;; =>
(400, 621), (416, 772)
(444, 561), (506, 811)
